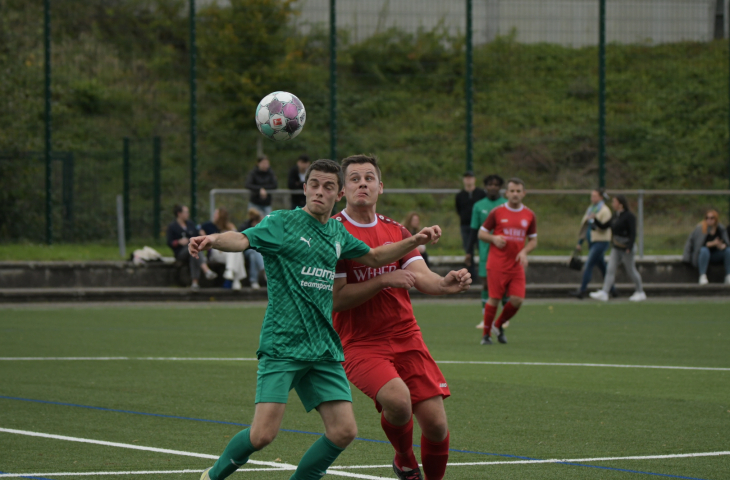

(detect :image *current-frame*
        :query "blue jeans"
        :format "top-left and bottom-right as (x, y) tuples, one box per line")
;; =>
(580, 241), (615, 293)
(244, 249), (265, 284)
(698, 247), (730, 275)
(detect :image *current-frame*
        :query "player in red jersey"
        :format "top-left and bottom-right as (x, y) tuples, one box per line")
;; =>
(477, 178), (537, 345)
(332, 154), (471, 480)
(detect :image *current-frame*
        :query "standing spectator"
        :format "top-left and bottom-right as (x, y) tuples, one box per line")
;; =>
(682, 209), (730, 285)
(200, 208), (247, 290)
(466, 174), (506, 327)
(589, 195), (646, 302)
(455, 171), (486, 276)
(239, 208), (266, 289)
(245, 155), (278, 216)
(288, 154), (310, 209)
(403, 211), (430, 268)
(166, 204), (217, 289)
(569, 189), (617, 299)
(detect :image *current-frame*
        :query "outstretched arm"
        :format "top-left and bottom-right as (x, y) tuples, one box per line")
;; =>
(189, 231), (250, 258)
(354, 226), (441, 268)
(332, 270), (417, 312)
(407, 259), (471, 295)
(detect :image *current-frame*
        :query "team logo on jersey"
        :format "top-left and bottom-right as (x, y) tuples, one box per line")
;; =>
(521, 219), (529, 228)
(335, 241), (341, 259)
(300, 237), (311, 247)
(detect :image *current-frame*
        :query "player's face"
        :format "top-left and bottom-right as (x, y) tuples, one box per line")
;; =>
(344, 163), (382, 208)
(303, 171), (343, 215)
(485, 180), (501, 198)
(590, 190), (601, 204)
(505, 182), (525, 205)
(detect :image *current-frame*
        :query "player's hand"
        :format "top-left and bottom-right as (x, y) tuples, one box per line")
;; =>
(464, 253), (472, 266)
(381, 270), (417, 289)
(260, 188), (268, 199)
(188, 235), (214, 259)
(491, 235), (507, 249)
(516, 250), (529, 268)
(440, 268), (472, 294)
(414, 226), (442, 246)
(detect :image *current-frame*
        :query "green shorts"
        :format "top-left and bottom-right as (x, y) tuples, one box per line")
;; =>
(255, 355), (352, 412)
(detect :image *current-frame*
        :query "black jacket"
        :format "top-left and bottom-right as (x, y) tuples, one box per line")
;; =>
(594, 210), (636, 249)
(287, 166), (307, 208)
(166, 220), (199, 256)
(245, 168), (278, 206)
(455, 189), (486, 225)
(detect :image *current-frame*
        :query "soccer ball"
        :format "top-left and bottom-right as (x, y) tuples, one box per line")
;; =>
(255, 91), (306, 141)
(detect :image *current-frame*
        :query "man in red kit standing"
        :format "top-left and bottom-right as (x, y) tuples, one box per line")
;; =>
(478, 177), (537, 345)
(332, 154), (472, 480)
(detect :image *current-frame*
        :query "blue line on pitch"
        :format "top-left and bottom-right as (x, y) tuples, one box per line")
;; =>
(0, 395), (713, 480)
(0, 471), (56, 480)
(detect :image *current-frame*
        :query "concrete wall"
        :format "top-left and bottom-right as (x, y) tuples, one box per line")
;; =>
(291, 0), (723, 46)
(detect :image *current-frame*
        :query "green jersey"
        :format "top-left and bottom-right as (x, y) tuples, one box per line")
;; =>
(244, 208), (371, 362)
(471, 196), (508, 269)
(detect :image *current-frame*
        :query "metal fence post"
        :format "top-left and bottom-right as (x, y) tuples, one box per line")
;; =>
(329, 0), (337, 161)
(637, 190), (644, 258)
(123, 137), (131, 242)
(153, 136), (161, 241)
(62, 153), (74, 241)
(116, 194), (126, 259)
(209, 189), (216, 221)
(44, 0), (52, 245)
(598, 0), (606, 189)
(465, 0), (474, 173)
(189, 0), (198, 223)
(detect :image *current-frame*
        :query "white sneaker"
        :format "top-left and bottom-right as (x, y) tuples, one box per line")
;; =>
(200, 467), (212, 480)
(629, 291), (647, 302)
(191, 282), (200, 290)
(699, 274), (709, 285)
(589, 290), (609, 302)
(251, 281), (261, 290)
(502, 320), (510, 329)
(205, 270), (218, 280)
(232, 280), (242, 290)
(725, 275), (730, 285)
(475, 321), (485, 329)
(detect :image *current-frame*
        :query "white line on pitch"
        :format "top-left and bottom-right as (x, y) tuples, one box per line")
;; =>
(0, 428), (387, 480)
(1, 357), (727, 372)
(330, 450), (730, 469)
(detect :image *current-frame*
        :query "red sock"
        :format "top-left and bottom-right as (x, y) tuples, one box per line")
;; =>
(421, 431), (449, 480)
(483, 304), (497, 337)
(381, 413), (418, 471)
(494, 302), (519, 329)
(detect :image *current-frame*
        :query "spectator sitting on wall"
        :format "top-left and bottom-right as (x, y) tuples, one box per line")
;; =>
(166, 204), (217, 289)
(245, 155), (278, 216)
(238, 208), (266, 289)
(199, 207), (247, 290)
(403, 211), (430, 268)
(288, 154), (310, 209)
(682, 209), (730, 285)
(455, 171), (486, 276)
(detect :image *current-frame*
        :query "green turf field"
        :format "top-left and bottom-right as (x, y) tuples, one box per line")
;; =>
(1, 301), (728, 479)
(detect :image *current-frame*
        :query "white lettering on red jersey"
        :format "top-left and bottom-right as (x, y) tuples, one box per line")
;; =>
(332, 210), (423, 347)
(481, 204), (537, 273)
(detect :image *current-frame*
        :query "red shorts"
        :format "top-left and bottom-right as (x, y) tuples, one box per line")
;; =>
(487, 267), (526, 299)
(342, 332), (450, 412)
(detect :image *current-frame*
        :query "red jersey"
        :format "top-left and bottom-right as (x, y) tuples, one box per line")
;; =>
(332, 210), (423, 347)
(481, 203), (537, 272)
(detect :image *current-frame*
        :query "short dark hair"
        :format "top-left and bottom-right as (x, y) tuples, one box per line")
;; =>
(341, 154), (382, 181)
(506, 177), (525, 189)
(483, 174), (504, 187)
(172, 204), (185, 216)
(257, 155), (268, 163)
(594, 187), (609, 201)
(305, 159), (344, 190)
(463, 170), (475, 177)
(614, 194), (630, 212)
(297, 154), (310, 163)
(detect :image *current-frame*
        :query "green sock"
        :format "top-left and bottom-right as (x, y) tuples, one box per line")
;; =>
(481, 290), (489, 309)
(290, 435), (345, 480)
(209, 428), (258, 480)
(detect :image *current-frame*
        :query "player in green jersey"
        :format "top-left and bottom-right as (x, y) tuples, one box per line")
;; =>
(188, 159), (443, 480)
(465, 174), (506, 328)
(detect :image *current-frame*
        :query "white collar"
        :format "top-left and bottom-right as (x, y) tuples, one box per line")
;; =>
(341, 209), (378, 228)
(504, 203), (524, 212)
